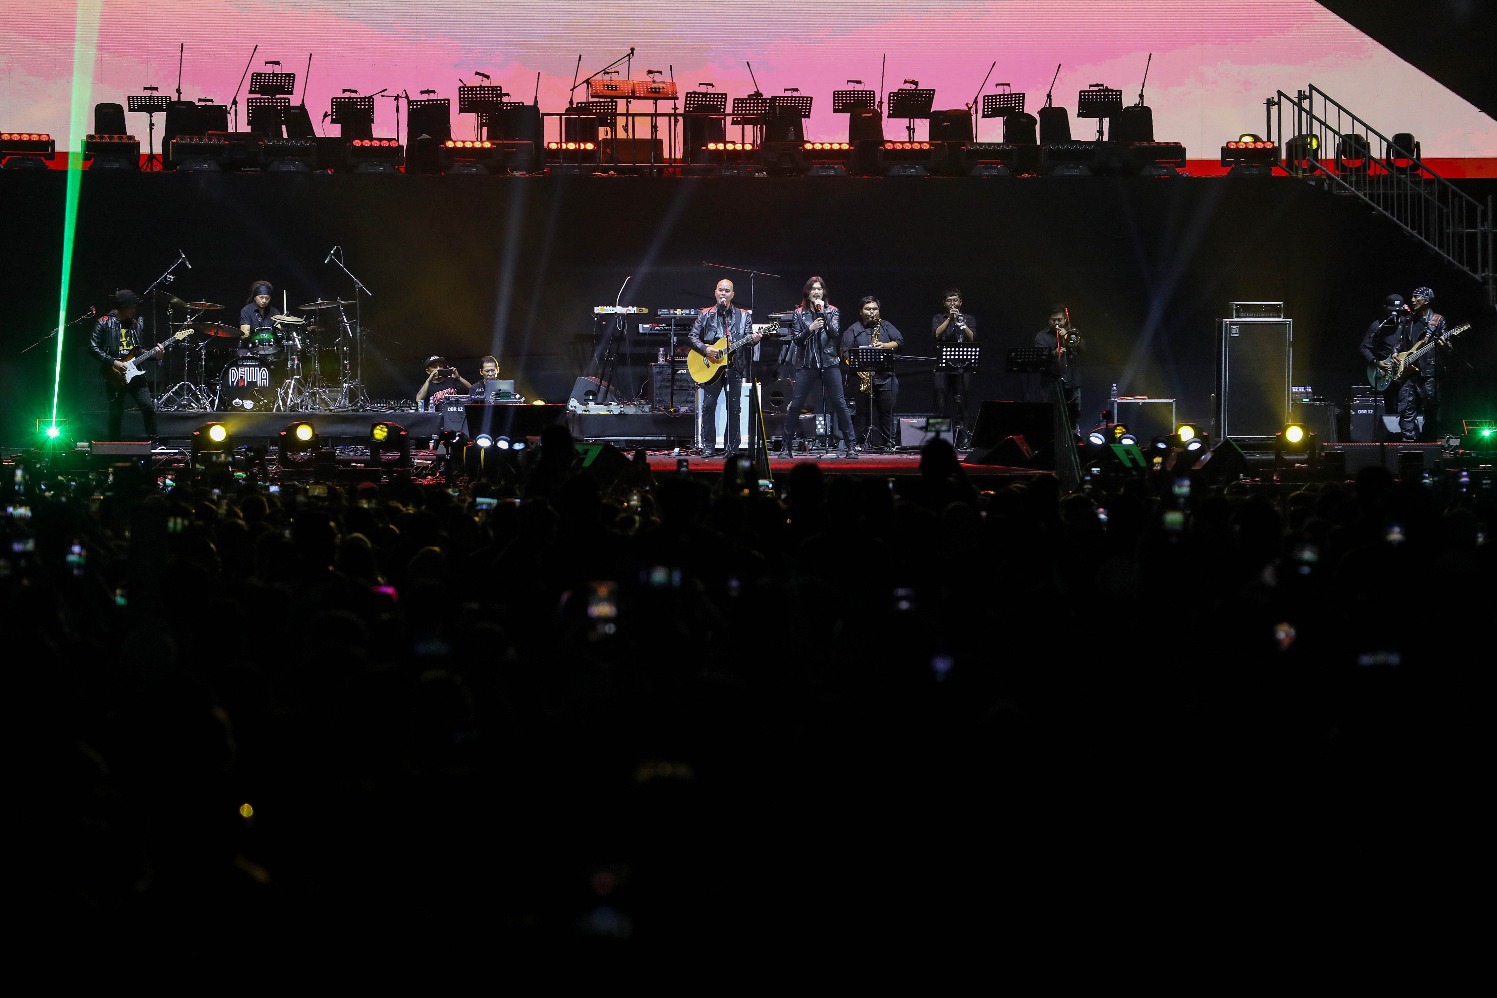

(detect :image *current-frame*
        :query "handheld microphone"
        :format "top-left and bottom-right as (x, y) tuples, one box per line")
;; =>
(179, 250), (192, 269)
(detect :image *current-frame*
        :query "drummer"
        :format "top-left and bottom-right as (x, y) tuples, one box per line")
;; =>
(237, 279), (285, 356)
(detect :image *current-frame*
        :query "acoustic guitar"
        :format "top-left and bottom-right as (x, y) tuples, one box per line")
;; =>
(1367, 323), (1469, 392)
(111, 329), (194, 384)
(686, 324), (775, 384)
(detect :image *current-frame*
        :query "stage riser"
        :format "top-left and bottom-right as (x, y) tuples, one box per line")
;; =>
(120, 411), (442, 444)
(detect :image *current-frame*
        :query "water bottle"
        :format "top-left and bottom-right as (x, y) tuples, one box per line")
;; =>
(658, 347), (667, 364)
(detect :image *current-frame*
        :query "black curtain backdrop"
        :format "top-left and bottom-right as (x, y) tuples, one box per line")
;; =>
(4, 171), (1492, 446)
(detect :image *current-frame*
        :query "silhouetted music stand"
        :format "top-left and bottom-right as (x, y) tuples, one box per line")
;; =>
(564, 99), (618, 144)
(730, 95), (771, 145)
(848, 346), (895, 449)
(832, 89), (876, 114)
(981, 92), (1025, 144)
(330, 96), (375, 140)
(1078, 85), (1123, 141)
(682, 90), (727, 159)
(246, 95), (290, 138)
(769, 94), (812, 142)
(250, 71), (296, 96)
(888, 87), (935, 141)
(1005, 346), (1050, 373)
(127, 92), (171, 171)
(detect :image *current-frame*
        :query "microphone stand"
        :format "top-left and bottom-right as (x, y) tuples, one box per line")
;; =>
(327, 249), (373, 409)
(20, 308), (96, 355)
(230, 45), (256, 132)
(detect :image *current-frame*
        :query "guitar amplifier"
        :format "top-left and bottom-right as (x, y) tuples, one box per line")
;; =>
(1349, 394), (1384, 442)
(650, 363), (696, 412)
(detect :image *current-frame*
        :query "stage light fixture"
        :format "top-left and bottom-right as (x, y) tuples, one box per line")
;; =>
(369, 420), (411, 468)
(348, 137), (404, 173)
(279, 420), (320, 463)
(876, 140), (938, 177)
(1087, 423), (1136, 447)
(545, 140), (599, 174)
(494, 435), (513, 450)
(1123, 140), (1186, 177)
(1042, 140), (1103, 176)
(1283, 133), (1320, 174)
(1275, 421), (1317, 465)
(262, 137), (316, 172)
(702, 140), (759, 176)
(83, 134), (141, 171)
(1334, 133), (1371, 175)
(1385, 132), (1421, 175)
(473, 432), (495, 448)
(1221, 137), (1276, 176)
(191, 421), (232, 468)
(1, 132), (57, 169)
(1176, 423), (1207, 452)
(170, 134), (228, 172)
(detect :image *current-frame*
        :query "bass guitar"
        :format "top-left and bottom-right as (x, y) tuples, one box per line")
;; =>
(686, 324), (774, 384)
(1367, 323), (1469, 392)
(112, 329), (194, 385)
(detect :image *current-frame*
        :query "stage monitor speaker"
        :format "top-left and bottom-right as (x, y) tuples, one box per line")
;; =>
(1193, 436), (1250, 486)
(966, 435), (1034, 466)
(600, 137), (664, 163)
(570, 376), (617, 404)
(848, 106), (883, 144)
(930, 108), (973, 143)
(969, 400), (1055, 467)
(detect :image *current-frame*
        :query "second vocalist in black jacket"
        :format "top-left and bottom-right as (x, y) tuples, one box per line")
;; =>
(782, 275), (858, 458)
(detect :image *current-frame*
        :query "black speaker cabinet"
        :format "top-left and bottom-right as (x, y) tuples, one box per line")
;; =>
(650, 363), (696, 412)
(1216, 316), (1291, 439)
(570, 376), (617, 404)
(930, 108), (973, 143)
(1349, 395), (1385, 442)
(1291, 400), (1339, 444)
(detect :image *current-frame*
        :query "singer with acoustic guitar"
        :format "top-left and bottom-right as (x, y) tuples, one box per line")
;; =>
(687, 278), (762, 459)
(1359, 286), (1455, 442)
(88, 288), (174, 442)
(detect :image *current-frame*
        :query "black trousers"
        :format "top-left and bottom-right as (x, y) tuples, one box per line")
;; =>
(107, 375), (157, 439)
(784, 365), (856, 451)
(854, 376), (899, 449)
(700, 369), (745, 452)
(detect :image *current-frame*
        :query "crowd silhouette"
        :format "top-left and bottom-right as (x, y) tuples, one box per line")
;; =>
(17, 424), (1492, 965)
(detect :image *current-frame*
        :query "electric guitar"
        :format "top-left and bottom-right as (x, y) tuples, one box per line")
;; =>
(1367, 323), (1469, 392)
(111, 329), (194, 385)
(686, 324), (770, 384)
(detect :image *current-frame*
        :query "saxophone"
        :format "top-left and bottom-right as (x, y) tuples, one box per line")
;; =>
(858, 320), (882, 394)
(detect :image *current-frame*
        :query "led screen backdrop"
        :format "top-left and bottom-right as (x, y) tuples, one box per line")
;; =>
(4, 0), (1494, 160)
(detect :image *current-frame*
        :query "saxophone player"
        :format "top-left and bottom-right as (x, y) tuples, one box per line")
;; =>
(1036, 304), (1086, 435)
(845, 295), (905, 452)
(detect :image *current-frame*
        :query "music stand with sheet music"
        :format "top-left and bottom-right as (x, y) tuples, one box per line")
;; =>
(1006, 346), (1050, 373)
(938, 344), (980, 370)
(887, 87), (935, 140)
(246, 95), (290, 138)
(330, 95), (375, 140)
(128, 92), (171, 170)
(769, 93), (812, 142)
(458, 85), (509, 115)
(832, 89), (876, 114)
(250, 71), (296, 96)
(729, 95), (771, 144)
(981, 92), (1025, 143)
(1077, 85), (1123, 141)
(682, 90), (727, 158)
(478, 100), (529, 142)
(564, 99), (618, 143)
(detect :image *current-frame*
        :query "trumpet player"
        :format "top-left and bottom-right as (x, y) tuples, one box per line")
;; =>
(845, 295), (905, 453)
(1036, 304), (1086, 435)
(932, 287), (977, 447)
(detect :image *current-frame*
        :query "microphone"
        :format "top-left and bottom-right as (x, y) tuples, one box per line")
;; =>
(325, 245), (339, 264)
(179, 250), (192, 269)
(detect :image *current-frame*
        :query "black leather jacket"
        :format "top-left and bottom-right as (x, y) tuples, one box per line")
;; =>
(788, 303), (845, 370)
(88, 311), (144, 369)
(688, 304), (755, 374)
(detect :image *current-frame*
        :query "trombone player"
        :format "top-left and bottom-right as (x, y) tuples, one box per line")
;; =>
(1036, 303), (1086, 436)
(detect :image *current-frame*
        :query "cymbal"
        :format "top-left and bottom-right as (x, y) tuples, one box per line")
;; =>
(273, 314), (307, 325)
(300, 299), (353, 310)
(197, 322), (239, 338)
(188, 301), (223, 311)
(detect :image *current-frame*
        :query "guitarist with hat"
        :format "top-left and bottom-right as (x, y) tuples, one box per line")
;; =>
(88, 288), (175, 442)
(1359, 286), (1451, 442)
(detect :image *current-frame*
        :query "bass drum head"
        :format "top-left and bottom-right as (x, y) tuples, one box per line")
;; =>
(219, 359), (274, 411)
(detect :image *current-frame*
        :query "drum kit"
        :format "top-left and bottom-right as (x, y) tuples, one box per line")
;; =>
(157, 296), (367, 413)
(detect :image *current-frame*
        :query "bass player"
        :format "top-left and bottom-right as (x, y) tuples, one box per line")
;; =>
(1360, 287), (1450, 442)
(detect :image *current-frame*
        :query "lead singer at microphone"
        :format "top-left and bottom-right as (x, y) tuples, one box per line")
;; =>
(932, 286), (976, 448)
(688, 278), (762, 459)
(781, 275), (858, 459)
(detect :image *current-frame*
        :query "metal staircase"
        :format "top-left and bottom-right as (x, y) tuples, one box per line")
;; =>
(1266, 86), (1494, 307)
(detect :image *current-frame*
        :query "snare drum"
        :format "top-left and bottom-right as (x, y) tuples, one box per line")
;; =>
(219, 360), (274, 411)
(250, 326), (280, 359)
